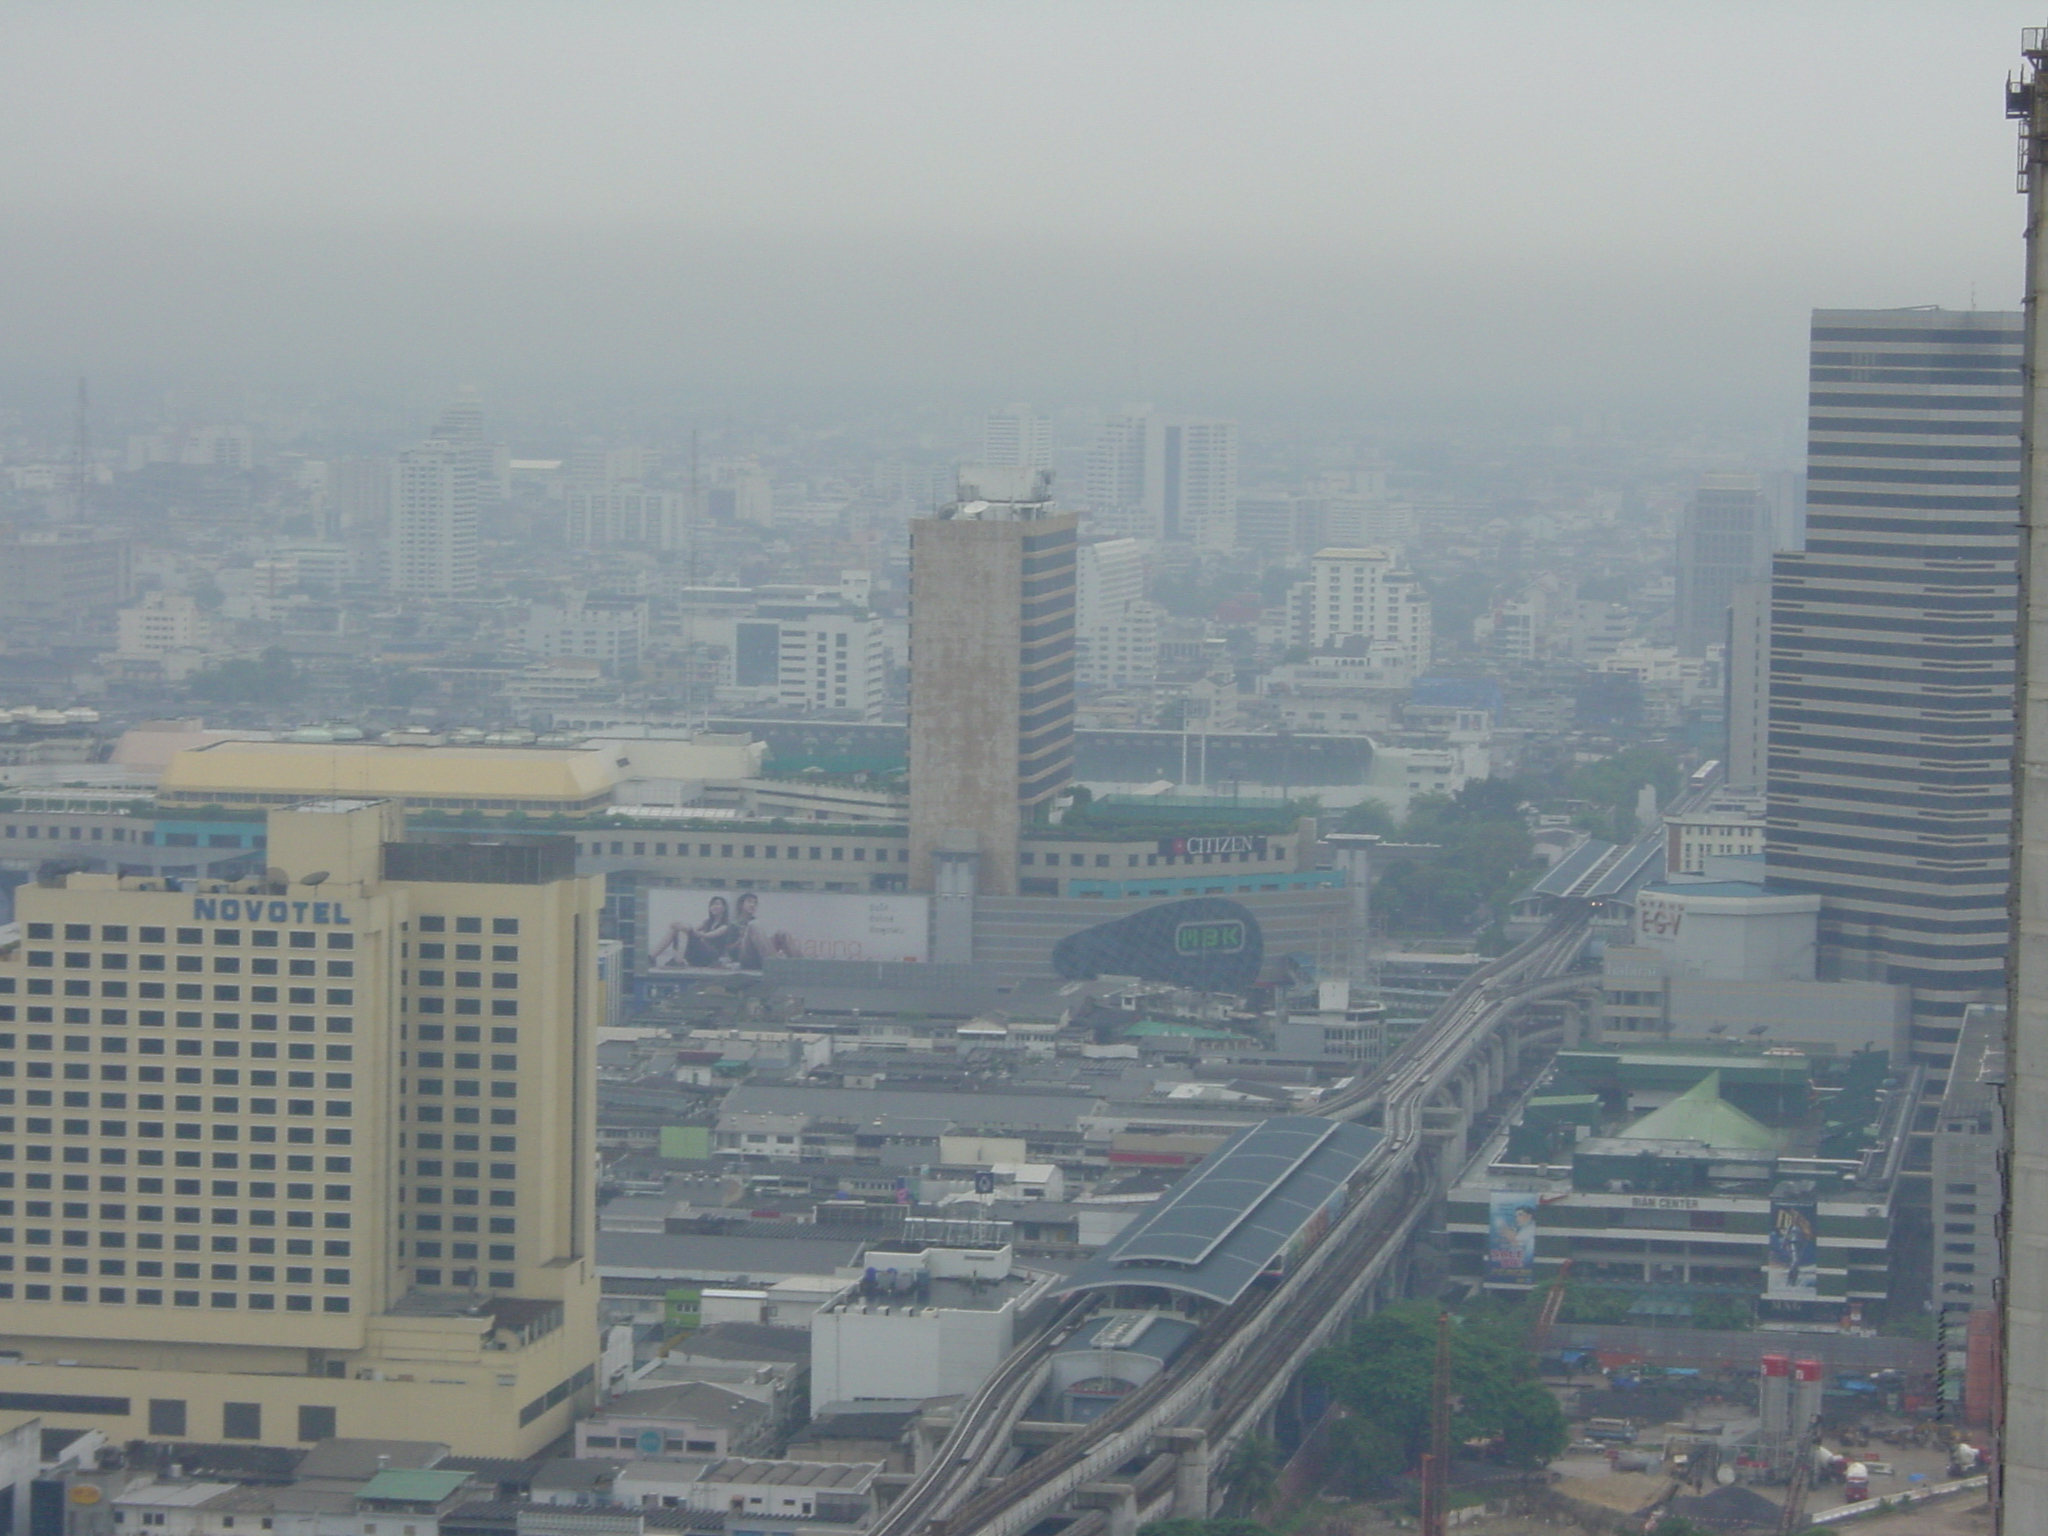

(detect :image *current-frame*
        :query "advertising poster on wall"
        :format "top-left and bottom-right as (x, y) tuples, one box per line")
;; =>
(1765, 1196), (1820, 1300)
(1486, 1190), (1539, 1279)
(1050, 896), (1265, 991)
(644, 887), (929, 972)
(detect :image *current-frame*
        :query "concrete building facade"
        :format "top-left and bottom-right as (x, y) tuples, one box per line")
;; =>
(1675, 474), (1772, 656)
(0, 800), (602, 1454)
(1765, 308), (2020, 1068)
(389, 441), (478, 598)
(907, 469), (1077, 896)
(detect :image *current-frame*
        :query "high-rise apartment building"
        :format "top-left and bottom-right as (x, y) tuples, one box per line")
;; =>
(563, 487), (687, 549)
(907, 467), (1077, 895)
(1075, 538), (1160, 689)
(980, 405), (1053, 470)
(1764, 308), (2019, 1067)
(390, 441), (478, 597)
(1675, 474), (1773, 655)
(0, 799), (601, 1455)
(1081, 413), (1237, 548)
(1300, 547), (1433, 665)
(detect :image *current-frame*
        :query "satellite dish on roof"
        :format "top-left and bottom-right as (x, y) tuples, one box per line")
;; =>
(303, 871), (329, 886)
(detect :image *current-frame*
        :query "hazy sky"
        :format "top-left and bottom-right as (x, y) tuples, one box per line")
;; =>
(0, 2), (2034, 426)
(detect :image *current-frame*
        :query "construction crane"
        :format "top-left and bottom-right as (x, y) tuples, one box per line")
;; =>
(1775, 1419), (1827, 1535)
(1420, 1310), (1453, 1536)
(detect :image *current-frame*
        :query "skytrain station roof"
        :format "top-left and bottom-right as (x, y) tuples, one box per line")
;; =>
(1053, 1115), (1381, 1307)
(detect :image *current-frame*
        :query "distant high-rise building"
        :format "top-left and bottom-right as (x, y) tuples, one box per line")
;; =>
(1076, 538), (1160, 689)
(331, 458), (393, 536)
(0, 798), (602, 1455)
(389, 439), (478, 597)
(1764, 307), (2019, 1066)
(981, 404), (1053, 470)
(775, 609), (888, 720)
(1082, 413), (1237, 548)
(429, 389), (507, 502)
(1300, 547), (1432, 664)
(908, 466), (1077, 896)
(563, 487), (687, 549)
(1674, 474), (1772, 655)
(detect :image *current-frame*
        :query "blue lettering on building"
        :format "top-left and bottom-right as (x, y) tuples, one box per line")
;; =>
(191, 898), (350, 925)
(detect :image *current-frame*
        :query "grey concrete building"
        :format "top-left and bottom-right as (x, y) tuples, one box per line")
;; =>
(907, 467), (1077, 896)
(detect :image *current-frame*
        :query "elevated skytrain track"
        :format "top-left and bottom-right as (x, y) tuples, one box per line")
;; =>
(870, 910), (1595, 1536)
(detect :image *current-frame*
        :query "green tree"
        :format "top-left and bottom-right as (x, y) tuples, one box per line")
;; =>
(1564, 747), (1681, 840)
(188, 645), (299, 705)
(1220, 1434), (1279, 1514)
(1334, 798), (1399, 837)
(1309, 1302), (1568, 1479)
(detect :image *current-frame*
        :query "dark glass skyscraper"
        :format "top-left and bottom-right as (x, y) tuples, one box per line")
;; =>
(1764, 307), (2020, 1068)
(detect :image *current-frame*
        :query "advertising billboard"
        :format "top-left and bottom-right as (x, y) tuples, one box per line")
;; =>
(1051, 896), (1265, 992)
(1637, 892), (1686, 943)
(645, 887), (929, 972)
(1765, 1195), (1820, 1301)
(1486, 1190), (1539, 1280)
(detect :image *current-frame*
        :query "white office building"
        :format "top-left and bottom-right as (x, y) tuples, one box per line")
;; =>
(564, 487), (687, 550)
(981, 405), (1052, 470)
(1082, 414), (1237, 548)
(1076, 539), (1160, 689)
(776, 611), (887, 720)
(1300, 547), (1432, 665)
(389, 440), (478, 597)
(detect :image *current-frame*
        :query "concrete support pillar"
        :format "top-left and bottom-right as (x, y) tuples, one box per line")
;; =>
(932, 837), (979, 964)
(1162, 1428), (1211, 1518)
(1076, 1483), (1140, 1536)
(1323, 832), (1378, 974)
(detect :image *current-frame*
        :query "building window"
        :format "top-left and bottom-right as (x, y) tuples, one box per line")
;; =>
(222, 1402), (261, 1440)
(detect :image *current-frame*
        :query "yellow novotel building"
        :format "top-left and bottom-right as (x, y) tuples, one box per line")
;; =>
(0, 799), (602, 1455)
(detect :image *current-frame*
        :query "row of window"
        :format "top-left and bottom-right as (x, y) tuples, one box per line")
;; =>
(0, 1015), (353, 1035)
(1020, 848), (1285, 868)
(0, 1283), (351, 1309)
(0, 1030), (350, 1053)
(24, 925), (354, 949)
(27, 955), (354, 976)
(5, 987), (355, 1006)
(589, 841), (903, 861)
(412, 998), (520, 1017)
(415, 943), (517, 961)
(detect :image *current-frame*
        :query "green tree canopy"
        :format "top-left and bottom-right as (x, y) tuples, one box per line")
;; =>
(1310, 1301), (1567, 1482)
(188, 645), (298, 705)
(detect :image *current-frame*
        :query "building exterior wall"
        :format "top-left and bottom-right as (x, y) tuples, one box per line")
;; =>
(809, 1298), (1014, 1405)
(1675, 475), (1772, 656)
(0, 801), (601, 1456)
(1765, 308), (2020, 1068)
(390, 442), (478, 598)
(907, 504), (1077, 896)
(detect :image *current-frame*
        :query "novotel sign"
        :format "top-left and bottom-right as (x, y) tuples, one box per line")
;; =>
(191, 898), (352, 925)
(1157, 834), (1268, 858)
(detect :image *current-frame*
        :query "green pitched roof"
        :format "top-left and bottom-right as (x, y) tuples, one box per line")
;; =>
(356, 1470), (470, 1504)
(1618, 1072), (1783, 1152)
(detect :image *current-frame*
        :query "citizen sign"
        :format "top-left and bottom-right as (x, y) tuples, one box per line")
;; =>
(1157, 834), (1267, 857)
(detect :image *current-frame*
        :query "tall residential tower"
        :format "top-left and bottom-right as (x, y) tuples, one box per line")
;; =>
(1763, 308), (2020, 1067)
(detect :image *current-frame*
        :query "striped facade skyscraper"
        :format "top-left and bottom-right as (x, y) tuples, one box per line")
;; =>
(1764, 307), (2020, 1069)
